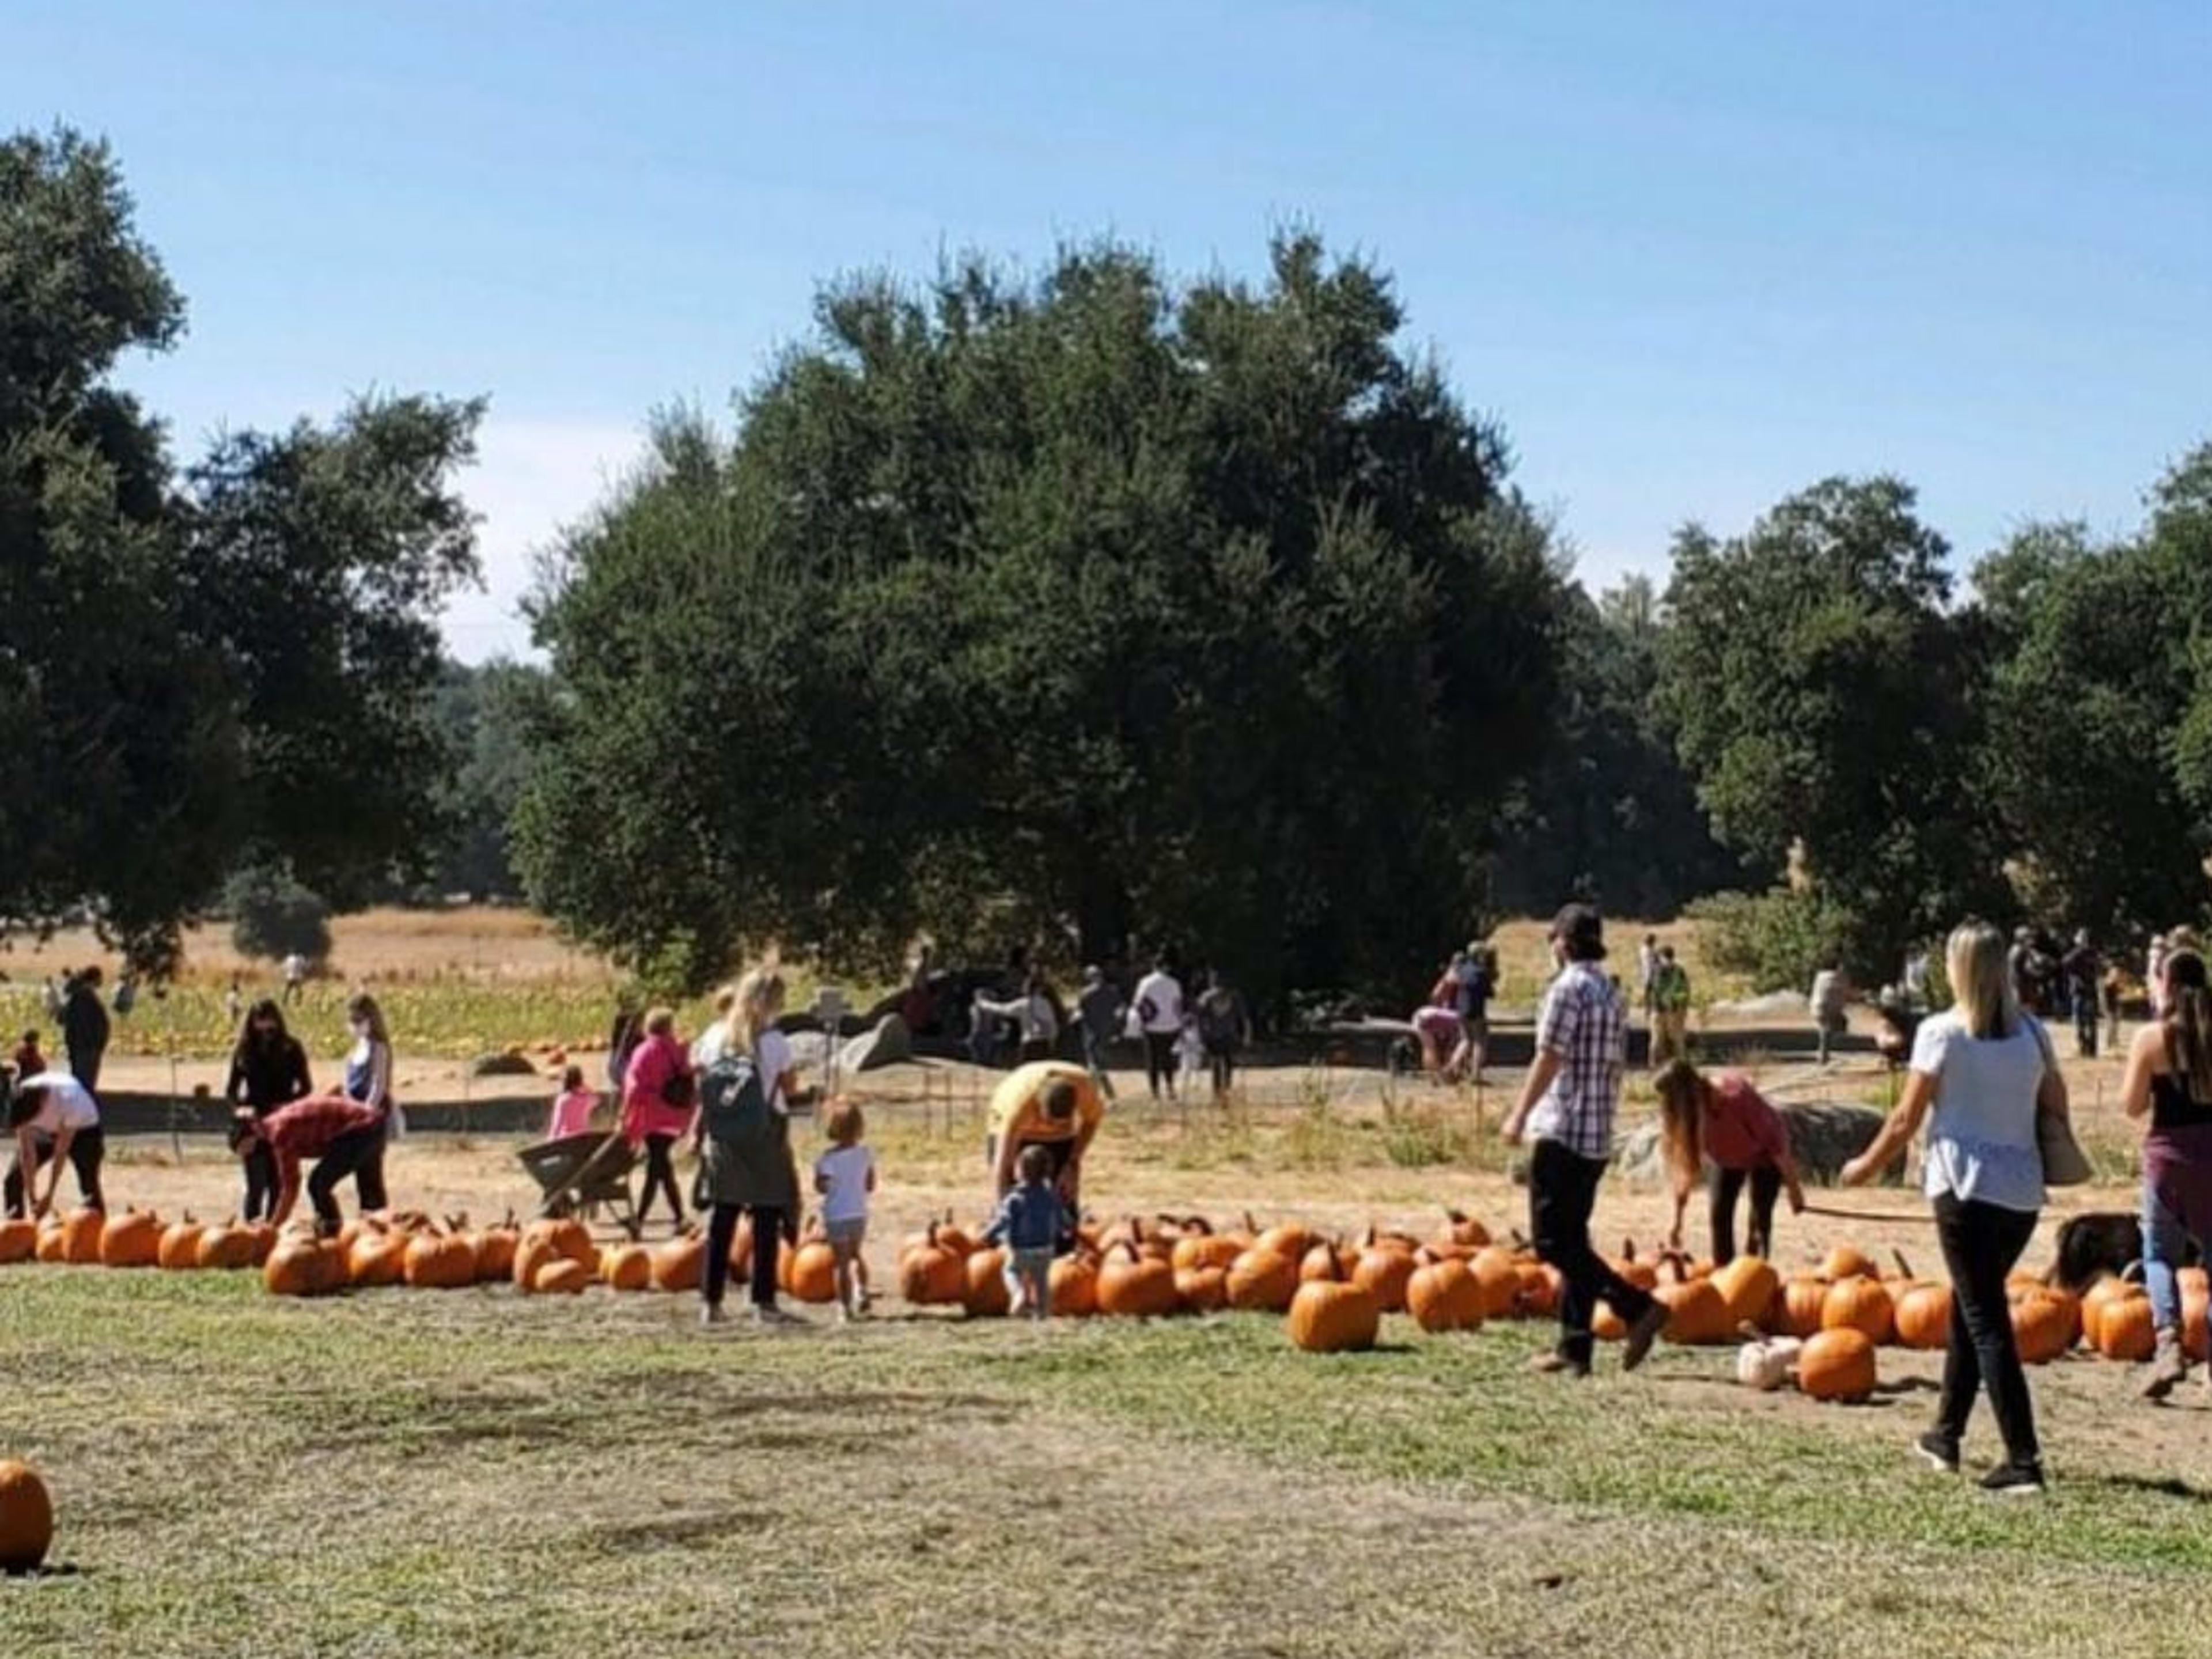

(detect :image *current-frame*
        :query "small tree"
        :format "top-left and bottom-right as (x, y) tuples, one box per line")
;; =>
(225, 865), (332, 965)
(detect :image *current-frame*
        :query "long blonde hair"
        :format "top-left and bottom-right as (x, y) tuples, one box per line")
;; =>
(726, 968), (786, 1058)
(1945, 922), (2018, 1040)
(1653, 1058), (1707, 1197)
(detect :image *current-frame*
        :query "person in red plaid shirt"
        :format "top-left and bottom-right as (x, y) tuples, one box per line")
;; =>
(1502, 904), (1668, 1378)
(230, 1094), (385, 1235)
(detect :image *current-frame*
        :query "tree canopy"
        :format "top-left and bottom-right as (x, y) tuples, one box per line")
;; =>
(519, 235), (1567, 1000)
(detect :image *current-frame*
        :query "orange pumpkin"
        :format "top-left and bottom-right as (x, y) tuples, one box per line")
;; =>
(1709, 1255), (1779, 1330)
(597, 1243), (653, 1292)
(345, 1226), (409, 1289)
(1048, 1252), (1099, 1317)
(1171, 1224), (1243, 1274)
(0, 1460), (55, 1571)
(534, 1257), (592, 1294)
(2093, 1285), (2156, 1362)
(786, 1236), (840, 1305)
(1434, 1206), (1491, 1252)
(1406, 1255), (1486, 1333)
(404, 1232), (480, 1290)
(1097, 1241), (1180, 1317)
(897, 1223), (968, 1306)
(0, 1217), (37, 1265)
(1287, 1278), (1381, 1353)
(963, 1247), (1012, 1317)
(649, 1232), (706, 1294)
(195, 1222), (260, 1271)
(1822, 1244), (1878, 1282)
(2010, 1286), (2080, 1364)
(33, 1217), (65, 1264)
(1298, 1240), (1348, 1284)
(1767, 1274), (1830, 1339)
(1173, 1262), (1230, 1313)
(471, 1218), (520, 1283)
(1351, 1244), (1417, 1313)
(2079, 1275), (2134, 1350)
(1256, 1222), (1318, 1262)
(1654, 1256), (1733, 1345)
(99, 1209), (162, 1268)
(1892, 1282), (1952, 1350)
(1821, 1276), (1895, 1345)
(1611, 1238), (1659, 1292)
(156, 1216), (204, 1271)
(1797, 1328), (1878, 1402)
(1514, 1260), (1562, 1319)
(60, 1207), (104, 1265)
(1468, 1248), (1524, 1320)
(1225, 1246), (1300, 1312)
(263, 1234), (346, 1297)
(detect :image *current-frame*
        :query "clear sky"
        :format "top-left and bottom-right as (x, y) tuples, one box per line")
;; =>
(10, 1), (2210, 661)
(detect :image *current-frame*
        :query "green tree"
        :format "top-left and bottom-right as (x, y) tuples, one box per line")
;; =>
(1, 124), (483, 967)
(1659, 477), (1998, 980)
(423, 658), (543, 902)
(224, 862), (333, 964)
(518, 234), (1565, 1001)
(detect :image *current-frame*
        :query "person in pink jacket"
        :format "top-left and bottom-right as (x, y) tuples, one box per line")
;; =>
(620, 1008), (694, 1233)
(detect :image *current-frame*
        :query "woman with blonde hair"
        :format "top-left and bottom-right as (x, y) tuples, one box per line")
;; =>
(2121, 946), (2212, 1397)
(1654, 1058), (1804, 1264)
(694, 969), (804, 1324)
(1844, 922), (2070, 1495)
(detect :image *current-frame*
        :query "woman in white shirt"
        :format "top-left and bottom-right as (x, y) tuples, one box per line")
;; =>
(6, 1071), (105, 1218)
(1844, 922), (2068, 1497)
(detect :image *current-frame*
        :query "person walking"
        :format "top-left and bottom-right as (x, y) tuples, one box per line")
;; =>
(1073, 967), (1124, 1102)
(2061, 930), (2100, 1059)
(619, 1007), (694, 1234)
(2120, 946), (2212, 1399)
(224, 999), (315, 1222)
(339, 994), (397, 1214)
(1195, 972), (1250, 1102)
(1843, 921), (2067, 1495)
(694, 969), (802, 1326)
(1452, 945), (1495, 1084)
(62, 966), (110, 1092)
(1637, 933), (1660, 1028)
(1649, 946), (1691, 1065)
(1809, 963), (1848, 1066)
(1133, 957), (1185, 1104)
(1501, 904), (1668, 1377)
(282, 952), (308, 1006)
(1655, 1059), (1805, 1264)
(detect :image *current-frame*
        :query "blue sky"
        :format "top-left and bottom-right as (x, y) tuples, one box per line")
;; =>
(10, 1), (2210, 661)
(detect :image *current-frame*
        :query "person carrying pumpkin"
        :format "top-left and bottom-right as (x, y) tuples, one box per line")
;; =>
(985, 1060), (1104, 1209)
(1654, 1058), (1805, 1265)
(1501, 904), (1669, 1377)
(230, 1093), (387, 1237)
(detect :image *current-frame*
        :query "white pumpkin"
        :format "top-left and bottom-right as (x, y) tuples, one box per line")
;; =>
(1736, 1335), (1803, 1391)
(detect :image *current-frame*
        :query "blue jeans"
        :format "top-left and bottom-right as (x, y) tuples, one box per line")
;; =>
(2143, 1180), (2195, 1333)
(1080, 1028), (1117, 1100)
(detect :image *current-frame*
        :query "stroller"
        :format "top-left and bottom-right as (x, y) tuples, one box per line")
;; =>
(516, 1131), (642, 1238)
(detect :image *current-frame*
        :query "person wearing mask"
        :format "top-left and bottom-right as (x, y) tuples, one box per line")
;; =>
(1502, 905), (1668, 1378)
(224, 1000), (315, 1222)
(1655, 1059), (1805, 1264)
(694, 968), (803, 1325)
(2121, 948), (2212, 1399)
(1073, 967), (1124, 1101)
(1843, 922), (2069, 1495)
(620, 1007), (693, 1234)
(6, 1071), (104, 1218)
(1133, 957), (1185, 1104)
(340, 994), (397, 1213)
(62, 966), (111, 1092)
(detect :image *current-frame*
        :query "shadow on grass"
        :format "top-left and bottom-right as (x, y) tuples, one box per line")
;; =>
(2080, 1472), (2212, 1505)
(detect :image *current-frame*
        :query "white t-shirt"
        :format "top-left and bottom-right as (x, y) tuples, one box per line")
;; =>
(1910, 1009), (2048, 1213)
(283, 954), (306, 983)
(755, 1028), (793, 1115)
(691, 1021), (731, 1069)
(1135, 971), (1184, 1034)
(815, 1144), (874, 1224)
(18, 1072), (99, 1134)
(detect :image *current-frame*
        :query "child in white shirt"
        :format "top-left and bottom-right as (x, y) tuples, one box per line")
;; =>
(1175, 1014), (1206, 1101)
(812, 1100), (876, 1320)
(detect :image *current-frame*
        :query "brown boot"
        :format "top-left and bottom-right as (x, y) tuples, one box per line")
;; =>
(2143, 1327), (2187, 1400)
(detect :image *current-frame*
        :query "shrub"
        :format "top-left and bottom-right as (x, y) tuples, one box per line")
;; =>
(224, 864), (332, 965)
(1686, 887), (1856, 994)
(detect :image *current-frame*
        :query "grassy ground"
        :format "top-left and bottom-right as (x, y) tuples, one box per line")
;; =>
(5, 1263), (2212, 1659)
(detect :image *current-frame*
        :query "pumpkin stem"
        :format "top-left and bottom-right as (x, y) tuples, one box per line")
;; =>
(1892, 1248), (1915, 1281)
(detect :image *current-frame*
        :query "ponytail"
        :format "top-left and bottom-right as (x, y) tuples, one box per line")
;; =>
(2165, 951), (2212, 1101)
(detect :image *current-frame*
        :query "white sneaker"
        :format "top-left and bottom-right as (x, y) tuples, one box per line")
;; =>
(699, 1302), (726, 1327)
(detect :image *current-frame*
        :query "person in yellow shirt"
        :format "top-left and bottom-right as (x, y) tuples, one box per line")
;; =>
(986, 1060), (1104, 1207)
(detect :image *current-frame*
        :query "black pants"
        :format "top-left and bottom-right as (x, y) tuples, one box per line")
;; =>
(704, 1202), (783, 1308)
(2072, 990), (2098, 1058)
(307, 1126), (383, 1235)
(1710, 1163), (1781, 1264)
(352, 1117), (390, 1213)
(66, 1046), (103, 1093)
(242, 1141), (281, 1222)
(5, 1127), (106, 1217)
(637, 1133), (684, 1225)
(1207, 1042), (1237, 1097)
(1933, 1192), (2040, 1464)
(1144, 1032), (1177, 1097)
(1529, 1138), (1654, 1370)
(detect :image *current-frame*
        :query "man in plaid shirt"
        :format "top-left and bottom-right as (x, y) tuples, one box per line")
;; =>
(1502, 904), (1667, 1377)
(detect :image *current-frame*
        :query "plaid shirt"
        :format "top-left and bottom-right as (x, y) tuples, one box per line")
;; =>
(1526, 961), (1626, 1159)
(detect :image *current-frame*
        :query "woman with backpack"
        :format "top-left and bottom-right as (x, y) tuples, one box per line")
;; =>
(695, 969), (802, 1325)
(620, 1007), (693, 1234)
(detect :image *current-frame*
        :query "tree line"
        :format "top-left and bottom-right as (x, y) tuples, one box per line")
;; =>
(14, 126), (2211, 1006)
